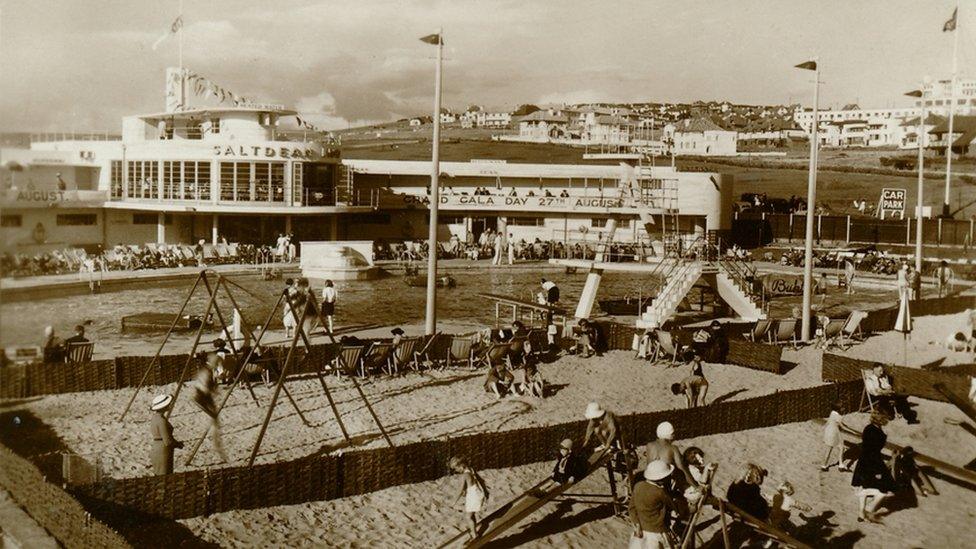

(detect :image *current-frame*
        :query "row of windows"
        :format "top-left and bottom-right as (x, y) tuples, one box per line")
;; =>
(163, 161), (212, 201)
(218, 161), (287, 202)
(1, 214), (97, 227)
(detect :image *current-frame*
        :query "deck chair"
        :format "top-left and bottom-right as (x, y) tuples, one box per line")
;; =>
(473, 342), (511, 370)
(651, 330), (681, 365)
(745, 319), (772, 342)
(445, 335), (475, 370)
(769, 318), (798, 348)
(526, 328), (548, 355)
(820, 318), (847, 350)
(836, 310), (868, 349)
(360, 342), (395, 377)
(65, 342), (94, 364)
(859, 368), (877, 413)
(412, 333), (441, 370)
(388, 337), (420, 374)
(506, 335), (529, 367)
(332, 345), (365, 378)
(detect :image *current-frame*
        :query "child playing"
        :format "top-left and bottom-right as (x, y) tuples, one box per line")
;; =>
(484, 362), (514, 399)
(192, 361), (229, 463)
(890, 446), (938, 497)
(552, 438), (585, 484)
(449, 457), (489, 540)
(820, 400), (850, 472)
(768, 482), (812, 534)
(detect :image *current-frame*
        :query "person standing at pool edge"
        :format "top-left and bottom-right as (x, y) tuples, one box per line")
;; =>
(321, 280), (337, 333)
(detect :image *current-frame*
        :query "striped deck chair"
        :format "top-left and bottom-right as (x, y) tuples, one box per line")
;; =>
(412, 333), (441, 370)
(837, 310), (868, 349)
(388, 337), (420, 374)
(821, 318), (847, 350)
(445, 335), (475, 370)
(65, 342), (94, 365)
(745, 319), (772, 342)
(360, 342), (394, 377)
(332, 345), (365, 378)
(474, 342), (512, 370)
(769, 318), (798, 348)
(652, 330), (681, 365)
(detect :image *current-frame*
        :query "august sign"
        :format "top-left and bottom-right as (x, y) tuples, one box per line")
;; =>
(878, 188), (906, 219)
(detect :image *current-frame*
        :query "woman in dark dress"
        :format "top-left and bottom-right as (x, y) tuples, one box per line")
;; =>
(852, 411), (895, 523)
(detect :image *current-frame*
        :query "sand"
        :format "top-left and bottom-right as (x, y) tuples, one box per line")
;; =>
(4, 312), (975, 547)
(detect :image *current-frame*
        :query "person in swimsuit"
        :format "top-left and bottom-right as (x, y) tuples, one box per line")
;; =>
(449, 457), (489, 540)
(321, 279), (337, 333)
(671, 354), (708, 408)
(645, 421), (696, 488)
(821, 400), (850, 471)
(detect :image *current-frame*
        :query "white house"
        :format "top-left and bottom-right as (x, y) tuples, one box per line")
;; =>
(476, 111), (512, 128)
(668, 117), (737, 156)
(517, 110), (569, 141)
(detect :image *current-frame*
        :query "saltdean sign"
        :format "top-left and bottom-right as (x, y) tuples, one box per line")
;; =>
(213, 145), (320, 160)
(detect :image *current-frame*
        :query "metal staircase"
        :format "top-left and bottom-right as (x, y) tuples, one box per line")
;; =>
(638, 259), (702, 328)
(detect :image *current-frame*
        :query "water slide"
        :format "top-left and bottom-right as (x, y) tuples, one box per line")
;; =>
(436, 450), (612, 548)
(716, 498), (814, 549)
(934, 382), (976, 424)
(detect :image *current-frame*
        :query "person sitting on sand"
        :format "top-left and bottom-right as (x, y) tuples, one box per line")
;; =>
(945, 331), (974, 353)
(513, 362), (545, 398)
(681, 447), (717, 506)
(629, 460), (676, 549)
(890, 445), (937, 498)
(552, 438), (586, 484)
(449, 457), (489, 541)
(852, 410), (896, 524)
(768, 481), (812, 534)
(646, 422), (697, 489)
(149, 394), (182, 475)
(727, 463), (770, 521)
(583, 402), (625, 453)
(484, 361), (514, 399)
(864, 365), (919, 424)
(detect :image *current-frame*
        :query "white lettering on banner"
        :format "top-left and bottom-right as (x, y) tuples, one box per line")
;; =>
(212, 145), (319, 160)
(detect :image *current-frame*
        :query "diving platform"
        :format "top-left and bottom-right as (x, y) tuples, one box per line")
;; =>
(478, 293), (567, 326)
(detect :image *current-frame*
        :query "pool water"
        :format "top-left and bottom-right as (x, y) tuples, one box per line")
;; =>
(0, 268), (896, 348)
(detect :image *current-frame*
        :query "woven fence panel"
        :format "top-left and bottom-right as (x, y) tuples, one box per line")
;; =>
(725, 340), (783, 374)
(0, 444), (131, 548)
(822, 353), (970, 403)
(0, 364), (28, 398)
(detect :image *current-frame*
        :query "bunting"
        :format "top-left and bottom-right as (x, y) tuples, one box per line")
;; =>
(183, 72), (250, 107)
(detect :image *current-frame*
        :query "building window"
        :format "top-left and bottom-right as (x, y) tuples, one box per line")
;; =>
(1, 214), (23, 227)
(509, 217), (544, 226)
(218, 161), (284, 202)
(56, 214), (97, 226)
(127, 160), (159, 199)
(210, 118), (220, 134)
(440, 216), (466, 225)
(293, 162), (304, 204)
(591, 218), (609, 228)
(110, 160), (123, 199)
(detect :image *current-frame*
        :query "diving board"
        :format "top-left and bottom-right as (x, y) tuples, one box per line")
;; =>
(478, 292), (568, 326)
(437, 450), (612, 548)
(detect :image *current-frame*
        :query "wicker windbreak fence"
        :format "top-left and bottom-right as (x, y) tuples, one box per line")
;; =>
(74, 380), (862, 521)
(822, 353), (973, 403)
(0, 444), (131, 549)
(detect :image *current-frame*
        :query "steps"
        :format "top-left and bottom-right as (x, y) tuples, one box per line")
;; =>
(638, 261), (702, 328)
(715, 262), (765, 320)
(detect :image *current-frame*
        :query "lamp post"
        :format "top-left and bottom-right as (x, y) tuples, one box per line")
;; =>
(904, 86), (928, 273)
(795, 59), (819, 342)
(420, 30), (444, 335)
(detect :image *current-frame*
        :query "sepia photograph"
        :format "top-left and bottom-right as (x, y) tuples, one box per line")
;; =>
(1, 1), (975, 547)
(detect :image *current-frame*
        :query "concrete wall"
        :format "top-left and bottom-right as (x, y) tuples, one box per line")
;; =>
(1, 209), (103, 253)
(674, 172), (733, 231)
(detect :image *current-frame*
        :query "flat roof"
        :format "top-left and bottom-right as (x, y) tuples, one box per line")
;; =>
(135, 106), (297, 121)
(342, 159), (681, 179)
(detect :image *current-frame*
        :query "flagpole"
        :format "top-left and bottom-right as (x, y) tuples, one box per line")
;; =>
(943, 6), (960, 217)
(178, 0), (185, 109)
(425, 29), (443, 335)
(800, 61), (820, 342)
(916, 88), (926, 273)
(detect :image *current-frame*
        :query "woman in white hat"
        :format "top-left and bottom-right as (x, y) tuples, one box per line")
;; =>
(628, 459), (676, 549)
(582, 402), (624, 452)
(149, 394), (182, 475)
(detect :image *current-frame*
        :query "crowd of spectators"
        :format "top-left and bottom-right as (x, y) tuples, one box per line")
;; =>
(373, 236), (652, 263)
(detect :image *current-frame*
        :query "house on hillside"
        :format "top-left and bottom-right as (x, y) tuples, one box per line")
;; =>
(928, 115), (976, 157)
(516, 110), (569, 141)
(668, 116), (737, 156)
(477, 111), (512, 128)
(899, 114), (945, 149)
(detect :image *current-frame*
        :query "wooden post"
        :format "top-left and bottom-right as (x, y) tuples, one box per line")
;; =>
(719, 499), (731, 549)
(119, 271), (205, 421)
(845, 215), (851, 244)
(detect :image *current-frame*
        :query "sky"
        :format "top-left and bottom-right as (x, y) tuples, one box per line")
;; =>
(1, 0), (973, 132)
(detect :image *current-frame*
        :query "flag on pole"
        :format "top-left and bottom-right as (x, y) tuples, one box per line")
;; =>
(943, 7), (958, 32)
(152, 15), (183, 50)
(419, 33), (442, 45)
(794, 60), (817, 71)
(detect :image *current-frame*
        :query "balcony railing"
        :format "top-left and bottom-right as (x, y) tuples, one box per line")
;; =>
(30, 132), (121, 143)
